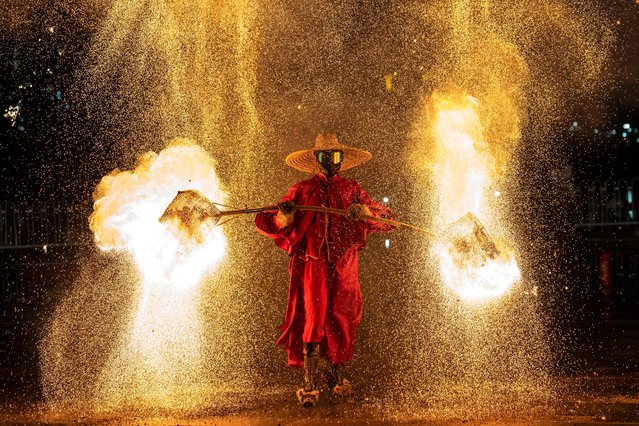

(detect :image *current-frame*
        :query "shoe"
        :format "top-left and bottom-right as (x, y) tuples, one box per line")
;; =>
(332, 378), (353, 397)
(296, 388), (320, 407)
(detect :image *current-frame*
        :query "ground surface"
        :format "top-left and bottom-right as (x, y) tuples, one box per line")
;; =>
(1, 373), (638, 425)
(2, 305), (638, 425)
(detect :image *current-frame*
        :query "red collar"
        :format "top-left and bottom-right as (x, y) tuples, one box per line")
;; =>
(314, 173), (341, 183)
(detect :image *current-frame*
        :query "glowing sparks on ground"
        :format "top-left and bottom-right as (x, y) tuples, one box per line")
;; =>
(88, 138), (227, 411)
(431, 91), (520, 302)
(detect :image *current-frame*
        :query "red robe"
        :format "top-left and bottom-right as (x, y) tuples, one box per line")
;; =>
(255, 173), (395, 367)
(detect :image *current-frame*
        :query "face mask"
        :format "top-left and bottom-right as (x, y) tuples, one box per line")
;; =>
(315, 150), (343, 177)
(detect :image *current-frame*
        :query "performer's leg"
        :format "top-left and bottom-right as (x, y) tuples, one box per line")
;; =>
(297, 342), (321, 407)
(324, 362), (341, 388)
(324, 363), (353, 396)
(303, 342), (320, 391)
(297, 250), (331, 406)
(322, 250), (359, 396)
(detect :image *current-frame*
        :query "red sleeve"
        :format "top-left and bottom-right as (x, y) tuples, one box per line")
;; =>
(255, 206), (285, 239)
(255, 184), (297, 248)
(358, 186), (397, 233)
(255, 182), (316, 253)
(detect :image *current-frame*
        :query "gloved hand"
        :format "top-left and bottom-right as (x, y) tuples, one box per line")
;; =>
(346, 203), (372, 222)
(276, 201), (295, 227)
(278, 201), (295, 214)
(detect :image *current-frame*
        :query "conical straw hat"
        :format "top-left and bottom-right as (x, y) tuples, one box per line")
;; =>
(285, 133), (372, 174)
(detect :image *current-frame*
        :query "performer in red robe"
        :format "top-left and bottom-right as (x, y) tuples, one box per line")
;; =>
(255, 133), (395, 406)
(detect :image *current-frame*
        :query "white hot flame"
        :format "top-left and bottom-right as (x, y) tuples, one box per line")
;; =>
(430, 91), (520, 302)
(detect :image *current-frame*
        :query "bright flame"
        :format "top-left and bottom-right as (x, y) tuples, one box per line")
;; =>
(437, 240), (520, 301)
(90, 138), (227, 289)
(431, 91), (520, 302)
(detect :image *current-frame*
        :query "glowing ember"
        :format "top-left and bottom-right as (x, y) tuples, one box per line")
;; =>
(3, 104), (20, 125)
(90, 138), (227, 289)
(430, 91), (520, 302)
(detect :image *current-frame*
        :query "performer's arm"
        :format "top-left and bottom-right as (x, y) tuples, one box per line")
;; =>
(255, 183), (314, 253)
(354, 186), (397, 233)
(255, 188), (296, 239)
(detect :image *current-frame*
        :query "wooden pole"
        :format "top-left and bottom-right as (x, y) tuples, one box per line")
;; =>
(216, 204), (435, 238)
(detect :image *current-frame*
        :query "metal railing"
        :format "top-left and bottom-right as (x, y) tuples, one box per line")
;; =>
(0, 202), (89, 248)
(0, 202), (89, 310)
(575, 178), (639, 227)
(575, 178), (639, 318)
